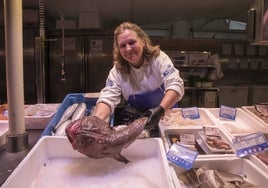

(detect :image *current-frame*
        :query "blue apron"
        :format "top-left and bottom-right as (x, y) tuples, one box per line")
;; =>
(115, 85), (178, 125)
(128, 85), (165, 113)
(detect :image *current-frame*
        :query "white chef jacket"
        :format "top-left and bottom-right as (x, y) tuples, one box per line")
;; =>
(97, 51), (184, 113)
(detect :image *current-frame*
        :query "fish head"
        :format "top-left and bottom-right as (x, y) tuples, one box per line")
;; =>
(65, 116), (111, 153)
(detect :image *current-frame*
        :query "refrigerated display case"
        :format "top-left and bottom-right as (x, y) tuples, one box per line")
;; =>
(46, 33), (114, 102)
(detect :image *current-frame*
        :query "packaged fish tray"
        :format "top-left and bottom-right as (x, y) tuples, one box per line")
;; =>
(170, 156), (268, 188)
(162, 127), (235, 155)
(41, 93), (103, 137)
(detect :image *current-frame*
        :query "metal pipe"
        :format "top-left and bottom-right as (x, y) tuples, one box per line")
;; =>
(4, 0), (28, 152)
(36, 0), (46, 103)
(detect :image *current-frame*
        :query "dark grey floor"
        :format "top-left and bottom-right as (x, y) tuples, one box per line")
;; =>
(0, 129), (43, 186)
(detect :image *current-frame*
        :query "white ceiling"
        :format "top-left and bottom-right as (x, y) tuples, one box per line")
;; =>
(1, 0), (253, 27)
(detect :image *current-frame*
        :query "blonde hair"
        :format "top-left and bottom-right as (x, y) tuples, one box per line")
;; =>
(113, 22), (160, 73)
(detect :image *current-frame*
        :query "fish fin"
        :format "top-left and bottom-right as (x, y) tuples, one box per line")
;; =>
(114, 153), (130, 164)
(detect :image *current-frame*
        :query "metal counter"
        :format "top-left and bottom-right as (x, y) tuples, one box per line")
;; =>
(0, 129), (43, 186)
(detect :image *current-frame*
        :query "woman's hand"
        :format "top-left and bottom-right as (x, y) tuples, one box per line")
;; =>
(143, 106), (164, 130)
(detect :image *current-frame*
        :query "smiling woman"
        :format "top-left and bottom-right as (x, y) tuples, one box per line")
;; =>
(92, 21), (184, 137)
(117, 29), (145, 68)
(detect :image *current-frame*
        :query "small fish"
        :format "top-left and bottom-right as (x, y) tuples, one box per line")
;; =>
(65, 116), (148, 164)
(255, 103), (268, 116)
(54, 120), (72, 136)
(214, 169), (243, 184)
(54, 103), (79, 130)
(71, 102), (86, 122)
(180, 167), (258, 188)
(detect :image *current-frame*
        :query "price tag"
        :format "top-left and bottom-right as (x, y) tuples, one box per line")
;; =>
(181, 107), (200, 119)
(219, 105), (237, 120)
(167, 143), (198, 170)
(180, 134), (195, 145)
(204, 126), (220, 136)
(233, 132), (268, 157)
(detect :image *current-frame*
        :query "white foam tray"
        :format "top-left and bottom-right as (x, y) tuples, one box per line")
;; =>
(241, 106), (268, 127)
(170, 156), (268, 188)
(0, 120), (8, 147)
(159, 108), (216, 136)
(24, 103), (59, 129)
(2, 136), (175, 188)
(246, 150), (268, 175)
(204, 108), (268, 137)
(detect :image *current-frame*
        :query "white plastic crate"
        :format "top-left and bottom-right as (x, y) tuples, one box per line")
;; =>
(2, 136), (174, 188)
(24, 103), (60, 129)
(0, 120), (8, 147)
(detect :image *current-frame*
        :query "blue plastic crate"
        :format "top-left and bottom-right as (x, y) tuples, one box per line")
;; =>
(41, 93), (98, 136)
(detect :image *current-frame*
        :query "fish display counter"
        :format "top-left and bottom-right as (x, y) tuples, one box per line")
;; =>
(2, 93), (268, 187)
(159, 107), (268, 187)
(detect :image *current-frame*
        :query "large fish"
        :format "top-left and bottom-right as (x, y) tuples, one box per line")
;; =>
(65, 116), (148, 164)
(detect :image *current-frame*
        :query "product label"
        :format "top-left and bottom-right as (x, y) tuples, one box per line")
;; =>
(233, 132), (268, 157)
(219, 105), (237, 120)
(181, 107), (200, 119)
(180, 134), (196, 145)
(204, 126), (220, 136)
(167, 143), (198, 170)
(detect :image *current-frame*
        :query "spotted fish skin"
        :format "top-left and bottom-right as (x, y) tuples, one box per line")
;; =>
(66, 116), (148, 164)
